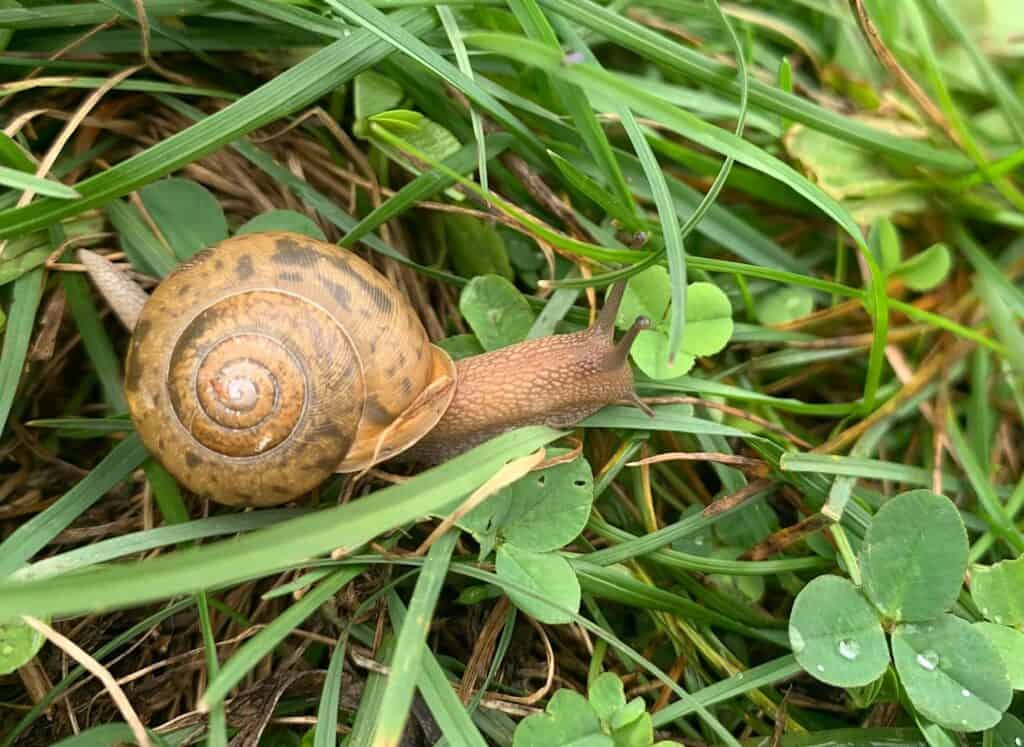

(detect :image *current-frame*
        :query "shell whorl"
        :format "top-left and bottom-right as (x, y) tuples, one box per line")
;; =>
(125, 232), (452, 506)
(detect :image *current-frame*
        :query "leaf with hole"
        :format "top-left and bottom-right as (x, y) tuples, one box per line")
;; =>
(0, 618), (46, 675)
(892, 614), (1011, 732)
(975, 622), (1024, 690)
(496, 544), (580, 625)
(499, 452), (593, 552)
(860, 490), (968, 621)
(971, 556), (1024, 626)
(756, 286), (814, 325)
(789, 575), (889, 687)
(234, 209), (326, 240)
(891, 243), (951, 292)
(459, 274), (535, 351)
(138, 178), (228, 260)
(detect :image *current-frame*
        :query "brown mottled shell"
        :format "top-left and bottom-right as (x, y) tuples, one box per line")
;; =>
(125, 232), (455, 506)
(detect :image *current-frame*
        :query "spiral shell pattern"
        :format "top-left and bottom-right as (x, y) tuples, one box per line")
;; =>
(124, 232), (452, 506)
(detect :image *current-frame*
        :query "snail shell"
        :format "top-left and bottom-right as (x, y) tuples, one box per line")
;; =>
(125, 232), (455, 506)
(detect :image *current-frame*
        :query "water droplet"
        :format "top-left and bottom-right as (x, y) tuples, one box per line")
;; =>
(790, 628), (806, 653)
(816, 664), (825, 672)
(1013, 738), (1021, 747)
(838, 639), (861, 661)
(916, 651), (939, 671)
(0, 645), (12, 656)
(563, 51), (585, 65)
(961, 689), (971, 697)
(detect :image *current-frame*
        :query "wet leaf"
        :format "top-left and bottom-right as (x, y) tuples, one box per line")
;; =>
(892, 614), (1011, 732)
(789, 575), (889, 687)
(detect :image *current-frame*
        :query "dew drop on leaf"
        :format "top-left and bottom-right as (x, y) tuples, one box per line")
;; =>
(838, 639), (861, 660)
(916, 651), (939, 671)
(0, 645), (12, 656)
(961, 689), (971, 697)
(816, 664), (825, 672)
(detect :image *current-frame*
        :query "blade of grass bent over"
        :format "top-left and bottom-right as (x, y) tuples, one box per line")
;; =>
(0, 426), (563, 617)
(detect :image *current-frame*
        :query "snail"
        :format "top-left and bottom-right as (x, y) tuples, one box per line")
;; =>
(79, 232), (650, 507)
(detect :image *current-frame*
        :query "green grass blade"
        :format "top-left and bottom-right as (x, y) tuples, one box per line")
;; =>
(16, 509), (302, 580)
(199, 566), (364, 710)
(1, 599), (193, 747)
(0, 434), (148, 576)
(0, 0), (214, 29)
(374, 531), (459, 744)
(946, 411), (1024, 553)
(0, 426), (563, 616)
(508, 0), (637, 215)
(0, 9), (438, 239)
(651, 655), (802, 726)
(326, 0), (544, 159)
(61, 269), (126, 412)
(314, 626), (349, 747)
(0, 267), (44, 435)
(0, 165), (79, 198)
(388, 591), (489, 747)
(537, 0), (969, 171)
(437, 5), (489, 194)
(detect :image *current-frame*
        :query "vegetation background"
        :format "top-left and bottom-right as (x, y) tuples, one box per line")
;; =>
(0, 0), (1023, 745)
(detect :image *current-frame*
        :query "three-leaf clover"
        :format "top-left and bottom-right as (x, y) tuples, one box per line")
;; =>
(790, 490), (1013, 732)
(615, 266), (733, 380)
(513, 672), (676, 747)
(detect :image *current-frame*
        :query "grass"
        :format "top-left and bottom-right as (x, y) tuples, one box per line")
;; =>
(1, 0), (1023, 745)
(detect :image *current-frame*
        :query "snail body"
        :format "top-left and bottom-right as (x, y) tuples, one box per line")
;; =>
(81, 232), (647, 507)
